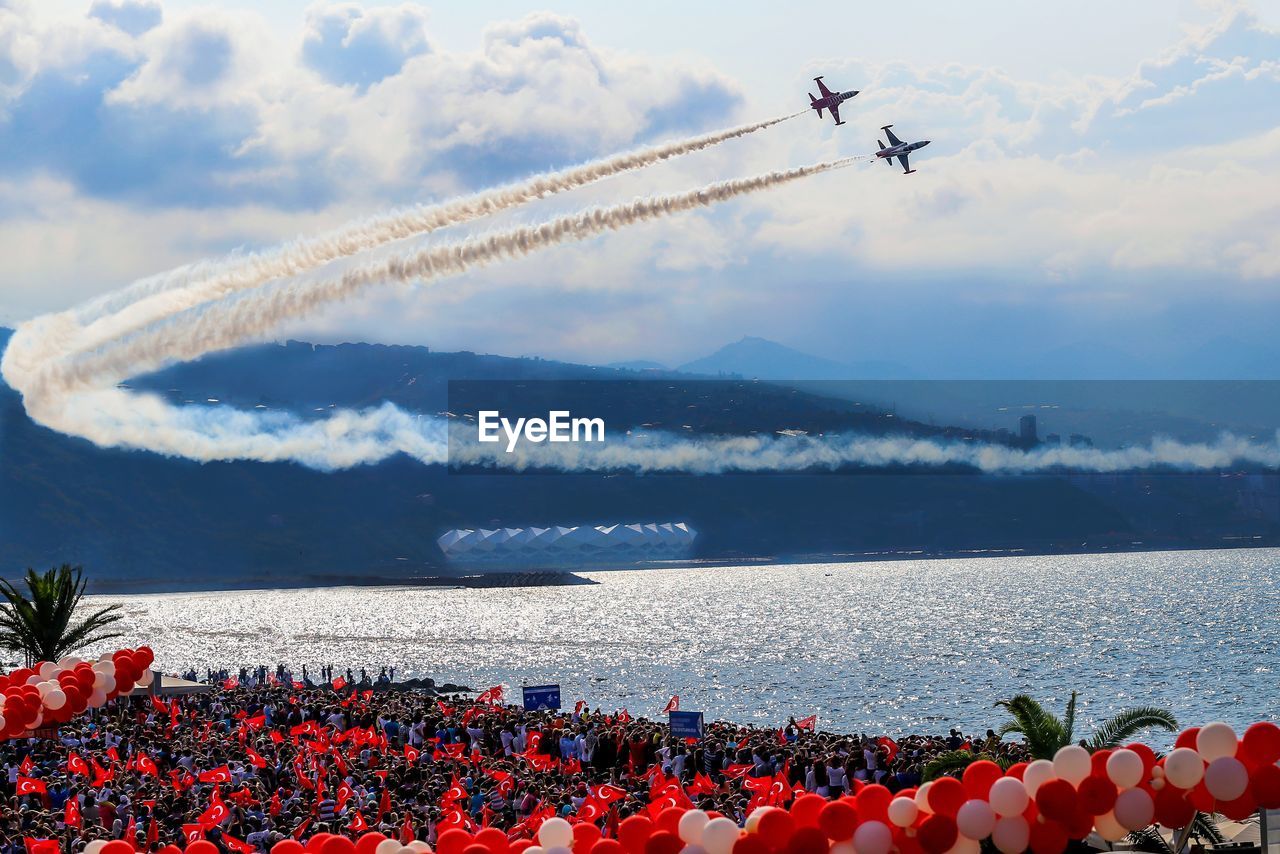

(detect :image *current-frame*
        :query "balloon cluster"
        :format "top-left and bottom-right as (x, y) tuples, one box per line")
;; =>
(0, 647), (155, 738)
(62, 720), (1280, 854)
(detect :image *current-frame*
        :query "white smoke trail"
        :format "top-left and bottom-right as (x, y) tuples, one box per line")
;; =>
(16, 158), (855, 405)
(57, 112), (805, 360)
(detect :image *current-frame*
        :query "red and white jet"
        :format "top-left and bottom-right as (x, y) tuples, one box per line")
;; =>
(808, 76), (859, 126)
(875, 125), (931, 174)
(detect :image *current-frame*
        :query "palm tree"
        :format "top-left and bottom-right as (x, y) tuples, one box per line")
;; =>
(0, 565), (125, 665)
(995, 690), (1178, 759)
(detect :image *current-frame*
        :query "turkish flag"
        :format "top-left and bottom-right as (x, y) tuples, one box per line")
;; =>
(23, 839), (59, 854)
(245, 747), (268, 769)
(404, 744), (420, 762)
(662, 695), (679, 714)
(16, 777), (47, 795)
(19, 756), (34, 775)
(688, 773), (716, 796)
(64, 798), (82, 829)
(379, 787), (392, 819)
(720, 763), (752, 780)
(348, 811), (369, 833)
(594, 783), (628, 804)
(795, 715), (817, 731)
(223, 836), (254, 854)
(332, 676), (347, 691)
(136, 753), (160, 776)
(574, 700), (587, 715)
(198, 765), (232, 783)
(876, 736), (899, 763)
(476, 685), (504, 704)
(66, 753), (89, 777)
(291, 819), (311, 841)
(182, 825), (205, 843)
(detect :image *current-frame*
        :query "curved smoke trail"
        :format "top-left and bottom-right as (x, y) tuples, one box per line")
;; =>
(56, 112), (805, 362)
(17, 158), (855, 403)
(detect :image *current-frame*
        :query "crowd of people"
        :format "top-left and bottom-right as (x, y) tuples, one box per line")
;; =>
(0, 672), (1030, 853)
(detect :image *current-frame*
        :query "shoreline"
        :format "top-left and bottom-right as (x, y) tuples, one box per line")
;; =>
(73, 541), (1280, 596)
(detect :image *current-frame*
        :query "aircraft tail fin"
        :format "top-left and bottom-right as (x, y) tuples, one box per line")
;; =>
(877, 140), (885, 149)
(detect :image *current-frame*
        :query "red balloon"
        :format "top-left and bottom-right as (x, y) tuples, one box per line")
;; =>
(1252, 763), (1280, 810)
(321, 837), (357, 854)
(1035, 779), (1078, 824)
(509, 841), (535, 854)
(789, 794), (826, 829)
(1028, 819), (1068, 854)
(926, 777), (965, 818)
(1089, 749), (1113, 779)
(573, 823), (602, 852)
(1219, 789), (1258, 822)
(306, 835), (336, 854)
(655, 807), (684, 838)
(472, 828), (508, 854)
(817, 800), (858, 841)
(856, 784), (892, 821)
(961, 760), (1003, 800)
(1154, 787), (1195, 829)
(591, 842), (625, 854)
(101, 842), (133, 854)
(1066, 807), (1095, 842)
(756, 807), (796, 851)
(643, 831), (682, 854)
(1188, 781), (1216, 813)
(1005, 762), (1028, 780)
(618, 815), (654, 854)
(1125, 743), (1158, 778)
(732, 836), (769, 854)
(783, 827), (827, 854)
(917, 815), (957, 854)
(1077, 775), (1118, 816)
(1242, 722), (1280, 766)
(187, 842), (220, 854)
(463, 845), (491, 854)
(1174, 727), (1200, 750)
(355, 833), (387, 854)
(437, 829), (474, 854)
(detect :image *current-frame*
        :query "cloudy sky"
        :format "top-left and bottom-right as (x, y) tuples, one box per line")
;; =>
(3, 0), (1280, 377)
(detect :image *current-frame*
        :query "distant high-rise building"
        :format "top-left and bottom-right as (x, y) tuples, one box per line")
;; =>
(1045, 433), (1061, 445)
(1019, 414), (1037, 444)
(1069, 433), (1094, 448)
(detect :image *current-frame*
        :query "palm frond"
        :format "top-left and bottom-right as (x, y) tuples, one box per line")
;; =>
(0, 565), (124, 662)
(995, 694), (1068, 759)
(1062, 690), (1078, 745)
(1086, 707), (1179, 751)
(923, 751), (1002, 782)
(1127, 826), (1174, 854)
(1190, 812), (1226, 845)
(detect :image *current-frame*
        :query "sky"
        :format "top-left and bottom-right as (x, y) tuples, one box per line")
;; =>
(2, 0), (1280, 377)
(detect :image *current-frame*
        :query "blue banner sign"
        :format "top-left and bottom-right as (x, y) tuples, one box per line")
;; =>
(669, 710), (705, 739)
(522, 684), (562, 710)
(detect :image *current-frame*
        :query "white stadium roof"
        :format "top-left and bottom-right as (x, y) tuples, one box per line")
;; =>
(437, 522), (696, 563)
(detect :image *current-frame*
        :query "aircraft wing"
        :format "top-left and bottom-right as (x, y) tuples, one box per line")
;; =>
(814, 77), (834, 98)
(828, 103), (842, 125)
(883, 125), (903, 146)
(898, 153), (911, 173)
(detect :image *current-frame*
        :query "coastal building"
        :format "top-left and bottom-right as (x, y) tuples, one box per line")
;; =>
(436, 521), (697, 569)
(1019, 414), (1038, 444)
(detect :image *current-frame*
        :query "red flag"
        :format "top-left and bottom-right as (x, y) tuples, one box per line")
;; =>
(106, 747), (121, 763)
(136, 753), (160, 776)
(147, 818), (159, 847)
(662, 695), (679, 714)
(687, 773), (716, 796)
(19, 756), (34, 775)
(66, 753), (89, 777)
(617, 709), (631, 723)
(348, 811), (369, 833)
(379, 787), (392, 819)
(959, 740), (972, 752)
(332, 676), (347, 691)
(399, 814), (414, 844)
(876, 736), (899, 763)
(125, 815), (137, 843)
(90, 759), (113, 786)
(795, 715), (817, 731)
(475, 685), (504, 704)
(198, 765), (233, 783)
(223, 678), (238, 690)
(574, 700), (587, 715)
(436, 700), (455, 716)
(291, 819), (311, 841)
(593, 783), (627, 804)
(198, 798), (230, 829)
(64, 797), (82, 829)
(245, 747), (268, 769)
(404, 744), (420, 762)
(269, 793), (282, 817)
(776, 728), (788, 745)
(720, 763), (752, 780)
(16, 777), (47, 796)
(23, 839), (59, 854)
(182, 825), (205, 843)
(223, 837), (254, 854)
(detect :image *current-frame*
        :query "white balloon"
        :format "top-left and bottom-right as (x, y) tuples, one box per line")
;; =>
(537, 817), (573, 849)
(1164, 748), (1205, 789)
(990, 816), (1030, 854)
(544, 846), (571, 854)
(1197, 723), (1238, 762)
(679, 846), (707, 854)
(92, 660), (116, 673)
(744, 806), (773, 834)
(1106, 749), (1145, 789)
(852, 820), (892, 854)
(37, 662), (57, 679)
(1114, 788), (1155, 831)
(405, 843), (431, 854)
(1022, 759), (1055, 797)
(678, 810), (710, 844)
(58, 656), (82, 669)
(138, 669), (155, 687)
(887, 796), (918, 828)
(988, 777), (1029, 817)
(0, 713), (7, 730)
(956, 800), (996, 841)
(85, 841), (108, 854)
(30, 711), (42, 728)
(700, 817), (742, 854)
(36, 681), (54, 697)
(914, 781), (934, 814)
(1053, 745), (1091, 785)
(830, 844), (855, 854)
(89, 688), (108, 708)
(44, 689), (66, 710)
(98, 652), (114, 662)
(376, 839), (403, 854)
(25, 675), (42, 686)
(1203, 756), (1249, 802)
(523, 848), (545, 854)
(1094, 811), (1128, 843)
